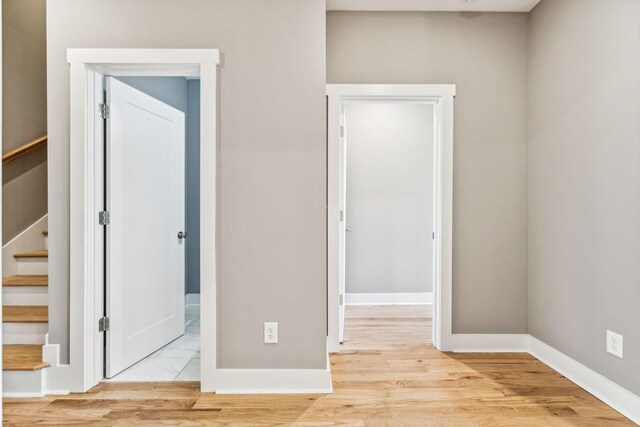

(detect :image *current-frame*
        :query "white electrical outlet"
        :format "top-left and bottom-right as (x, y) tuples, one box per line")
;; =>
(264, 322), (278, 344)
(606, 330), (623, 359)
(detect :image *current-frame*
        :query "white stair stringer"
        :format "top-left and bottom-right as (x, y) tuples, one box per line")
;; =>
(2, 215), (47, 277)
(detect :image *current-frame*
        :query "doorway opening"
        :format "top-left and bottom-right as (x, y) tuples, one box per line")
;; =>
(340, 101), (435, 348)
(100, 76), (201, 382)
(67, 49), (219, 393)
(326, 84), (455, 354)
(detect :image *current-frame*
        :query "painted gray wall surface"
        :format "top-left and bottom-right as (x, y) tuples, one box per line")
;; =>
(186, 80), (201, 295)
(345, 103), (433, 294)
(328, 12), (528, 333)
(47, 0), (327, 368)
(528, 0), (640, 396)
(2, 0), (47, 244)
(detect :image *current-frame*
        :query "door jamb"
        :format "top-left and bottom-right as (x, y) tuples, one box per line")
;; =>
(325, 84), (455, 353)
(67, 49), (219, 392)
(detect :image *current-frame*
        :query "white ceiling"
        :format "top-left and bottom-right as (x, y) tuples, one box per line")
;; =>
(327, 0), (542, 12)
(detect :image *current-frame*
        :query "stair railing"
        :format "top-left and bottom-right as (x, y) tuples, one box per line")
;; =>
(2, 135), (48, 164)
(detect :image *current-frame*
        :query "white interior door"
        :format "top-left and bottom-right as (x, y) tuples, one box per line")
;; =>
(338, 107), (347, 343)
(105, 77), (186, 378)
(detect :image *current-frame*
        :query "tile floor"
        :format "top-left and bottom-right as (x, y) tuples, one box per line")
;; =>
(105, 312), (201, 382)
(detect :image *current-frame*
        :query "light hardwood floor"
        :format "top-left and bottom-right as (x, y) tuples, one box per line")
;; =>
(3, 305), (634, 426)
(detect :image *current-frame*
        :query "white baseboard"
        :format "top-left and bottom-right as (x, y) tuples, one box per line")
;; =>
(346, 292), (432, 305)
(449, 334), (640, 425)
(450, 334), (530, 353)
(44, 365), (72, 395)
(529, 336), (640, 425)
(212, 367), (332, 394)
(185, 293), (200, 315)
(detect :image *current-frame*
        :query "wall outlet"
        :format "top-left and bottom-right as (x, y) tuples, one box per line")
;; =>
(264, 322), (278, 344)
(606, 330), (623, 359)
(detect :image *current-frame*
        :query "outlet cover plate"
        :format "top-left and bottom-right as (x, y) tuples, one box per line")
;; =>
(606, 330), (623, 359)
(264, 322), (278, 344)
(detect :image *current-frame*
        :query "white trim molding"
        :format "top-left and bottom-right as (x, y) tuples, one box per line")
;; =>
(346, 292), (432, 305)
(448, 334), (640, 425)
(326, 84), (455, 354)
(529, 336), (640, 425)
(326, 0), (542, 12)
(66, 48), (219, 394)
(213, 368), (333, 395)
(450, 334), (530, 353)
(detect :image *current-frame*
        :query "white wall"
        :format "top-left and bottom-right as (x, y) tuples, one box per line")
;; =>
(345, 102), (433, 294)
(528, 0), (640, 396)
(47, 0), (327, 368)
(328, 12), (529, 333)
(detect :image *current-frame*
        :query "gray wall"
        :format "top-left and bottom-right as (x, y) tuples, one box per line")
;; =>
(328, 12), (529, 333)
(2, 0), (47, 244)
(528, 0), (640, 396)
(47, 0), (327, 368)
(345, 102), (433, 294)
(186, 80), (200, 295)
(114, 76), (201, 296)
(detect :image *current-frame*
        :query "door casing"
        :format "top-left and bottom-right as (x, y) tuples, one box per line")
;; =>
(326, 84), (455, 353)
(67, 49), (219, 393)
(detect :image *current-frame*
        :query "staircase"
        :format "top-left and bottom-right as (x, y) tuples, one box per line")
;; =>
(3, 229), (50, 396)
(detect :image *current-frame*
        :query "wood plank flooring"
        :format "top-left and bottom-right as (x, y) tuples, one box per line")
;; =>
(3, 305), (634, 426)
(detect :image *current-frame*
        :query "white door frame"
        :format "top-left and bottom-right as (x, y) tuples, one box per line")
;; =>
(67, 49), (219, 392)
(326, 84), (455, 353)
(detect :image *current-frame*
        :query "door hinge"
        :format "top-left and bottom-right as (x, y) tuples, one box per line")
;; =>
(340, 126), (344, 138)
(340, 210), (344, 222)
(99, 103), (110, 119)
(98, 316), (110, 332)
(99, 211), (110, 225)
(339, 294), (344, 305)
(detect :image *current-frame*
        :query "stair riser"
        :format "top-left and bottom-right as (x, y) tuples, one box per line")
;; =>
(3, 370), (45, 397)
(16, 259), (48, 275)
(3, 323), (47, 344)
(3, 287), (48, 305)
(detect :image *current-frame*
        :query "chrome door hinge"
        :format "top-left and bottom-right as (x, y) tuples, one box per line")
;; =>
(340, 126), (344, 138)
(99, 103), (110, 119)
(339, 294), (344, 305)
(98, 316), (110, 332)
(340, 210), (344, 222)
(99, 211), (110, 225)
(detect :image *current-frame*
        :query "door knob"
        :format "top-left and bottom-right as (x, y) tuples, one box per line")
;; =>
(178, 231), (188, 240)
(346, 227), (352, 233)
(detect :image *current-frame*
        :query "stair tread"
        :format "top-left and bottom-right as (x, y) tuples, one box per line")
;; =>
(3, 275), (48, 287)
(3, 305), (48, 323)
(13, 250), (48, 259)
(3, 345), (50, 371)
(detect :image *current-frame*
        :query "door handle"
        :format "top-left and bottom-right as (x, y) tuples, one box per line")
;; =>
(178, 231), (188, 240)
(345, 227), (352, 233)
